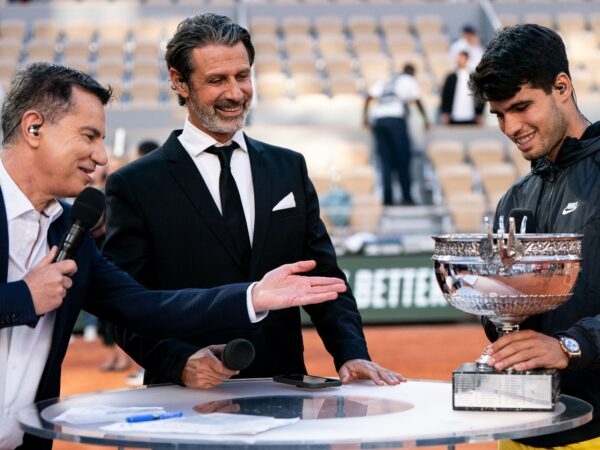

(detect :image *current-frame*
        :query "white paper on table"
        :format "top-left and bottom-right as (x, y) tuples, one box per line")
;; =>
(53, 406), (166, 424)
(101, 413), (299, 435)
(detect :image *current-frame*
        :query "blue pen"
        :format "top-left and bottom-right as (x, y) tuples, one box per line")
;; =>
(126, 411), (183, 423)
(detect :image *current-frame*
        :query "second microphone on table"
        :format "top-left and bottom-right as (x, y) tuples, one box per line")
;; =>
(221, 338), (255, 370)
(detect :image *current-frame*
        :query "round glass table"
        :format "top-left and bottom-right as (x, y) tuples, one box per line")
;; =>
(18, 379), (592, 449)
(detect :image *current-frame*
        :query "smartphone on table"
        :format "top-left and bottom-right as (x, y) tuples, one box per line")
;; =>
(273, 374), (342, 389)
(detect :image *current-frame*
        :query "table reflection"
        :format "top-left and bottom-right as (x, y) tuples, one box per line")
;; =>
(193, 395), (412, 419)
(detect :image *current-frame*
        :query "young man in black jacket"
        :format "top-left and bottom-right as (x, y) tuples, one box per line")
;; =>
(470, 24), (600, 449)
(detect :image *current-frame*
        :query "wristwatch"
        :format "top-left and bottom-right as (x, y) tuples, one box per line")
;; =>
(558, 335), (581, 359)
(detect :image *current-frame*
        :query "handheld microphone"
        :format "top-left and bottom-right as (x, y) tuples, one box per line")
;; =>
(221, 338), (255, 370)
(54, 187), (106, 262)
(508, 208), (536, 233)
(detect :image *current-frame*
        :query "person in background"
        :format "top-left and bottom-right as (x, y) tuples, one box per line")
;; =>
(449, 23), (484, 72)
(363, 63), (430, 206)
(136, 139), (159, 157)
(103, 13), (404, 391)
(440, 51), (484, 126)
(0, 61), (347, 450)
(470, 23), (600, 449)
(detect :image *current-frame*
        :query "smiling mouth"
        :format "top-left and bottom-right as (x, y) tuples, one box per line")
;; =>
(514, 131), (535, 148)
(218, 105), (243, 114)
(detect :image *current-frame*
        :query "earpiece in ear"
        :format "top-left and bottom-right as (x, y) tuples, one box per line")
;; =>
(556, 85), (566, 94)
(28, 125), (41, 136)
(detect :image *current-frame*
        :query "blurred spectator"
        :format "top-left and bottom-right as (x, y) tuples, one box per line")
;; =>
(136, 139), (159, 157)
(363, 63), (430, 206)
(440, 51), (484, 126)
(449, 24), (484, 72)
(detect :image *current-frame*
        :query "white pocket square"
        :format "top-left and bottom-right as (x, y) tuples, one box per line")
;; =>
(272, 192), (296, 211)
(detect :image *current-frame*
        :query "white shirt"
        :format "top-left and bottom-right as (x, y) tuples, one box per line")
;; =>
(449, 38), (484, 72)
(177, 119), (264, 323)
(367, 73), (421, 120)
(178, 119), (255, 244)
(0, 160), (63, 449)
(451, 68), (476, 122)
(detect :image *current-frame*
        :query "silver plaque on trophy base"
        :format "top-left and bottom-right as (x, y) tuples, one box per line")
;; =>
(452, 363), (560, 411)
(432, 216), (582, 411)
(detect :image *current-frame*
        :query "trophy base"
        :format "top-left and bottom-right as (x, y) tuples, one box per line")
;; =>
(452, 363), (560, 411)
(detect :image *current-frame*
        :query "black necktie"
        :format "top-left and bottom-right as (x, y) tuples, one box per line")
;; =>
(205, 142), (251, 270)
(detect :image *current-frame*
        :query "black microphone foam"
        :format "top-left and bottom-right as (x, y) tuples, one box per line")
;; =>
(54, 187), (105, 262)
(508, 208), (536, 233)
(72, 187), (106, 228)
(221, 338), (255, 370)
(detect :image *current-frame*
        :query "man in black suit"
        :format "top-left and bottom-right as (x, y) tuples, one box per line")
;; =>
(0, 62), (347, 450)
(103, 13), (404, 389)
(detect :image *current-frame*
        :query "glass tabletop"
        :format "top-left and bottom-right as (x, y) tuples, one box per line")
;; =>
(18, 379), (593, 449)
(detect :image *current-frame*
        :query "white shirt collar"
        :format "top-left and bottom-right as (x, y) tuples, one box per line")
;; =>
(0, 160), (63, 222)
(179, 117), (248, 157)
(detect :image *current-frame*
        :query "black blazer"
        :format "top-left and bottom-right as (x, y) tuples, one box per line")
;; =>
(0, 188), (255, 450)
(103, 130), (370, 384)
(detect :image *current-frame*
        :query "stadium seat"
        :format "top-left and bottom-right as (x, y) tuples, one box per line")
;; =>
(446, 191), (488, 233)
(287, 54), (319, 77)
(30, 19), (61, 42)
(322, 54), (355, 77)
(0, 38), (23, 66)
(467, 139), (506, 169)
(413, 14), (445, 36)
(317, 35), (349, 58)
(281, 16), (311, 36)
(314, 16), (345, 38)
(249, 16), (278, 36)
(282, 35), (314, 58)
(478, 163), (518, 209)
(426, 139), (465, 169)
(347, 15), (378, 37)
(555, 12), (586, 34)
(0, 18), (27, 42)
(328, 74), (360, 96)
(436, 163), (476, 198)
(522, 13), (553, 29)
(25, 39), (57, 63)
(380, 15), (410, 37)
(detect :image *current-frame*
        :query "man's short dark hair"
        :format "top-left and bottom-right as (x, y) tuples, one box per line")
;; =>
(165, 13), (255, 106)
(138, 140), (159, 156)
(2, 62), (112, 145)
(469, 24), (570, 103)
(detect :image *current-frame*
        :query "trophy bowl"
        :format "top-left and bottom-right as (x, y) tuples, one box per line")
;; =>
(432, 230), (582, 411)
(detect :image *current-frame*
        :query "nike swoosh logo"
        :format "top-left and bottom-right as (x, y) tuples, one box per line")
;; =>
(562, 202), (579, 215)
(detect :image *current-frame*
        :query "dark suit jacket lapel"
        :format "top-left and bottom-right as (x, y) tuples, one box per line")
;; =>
(0, 188), (8, 282)
(163, 131), (246, 272)
(245, 135), (272, 277)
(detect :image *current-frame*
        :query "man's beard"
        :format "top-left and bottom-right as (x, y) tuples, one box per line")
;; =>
(188, 93), (249, 135)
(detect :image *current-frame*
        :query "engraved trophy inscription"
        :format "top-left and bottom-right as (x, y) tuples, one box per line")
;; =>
(432, 216), (582, 411)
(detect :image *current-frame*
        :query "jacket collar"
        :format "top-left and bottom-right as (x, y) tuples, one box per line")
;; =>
(532, 121), (600, 179)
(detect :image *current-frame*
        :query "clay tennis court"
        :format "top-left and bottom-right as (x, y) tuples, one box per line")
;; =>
(54, 322), (499, 450)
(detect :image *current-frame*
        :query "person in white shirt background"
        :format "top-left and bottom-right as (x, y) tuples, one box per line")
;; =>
(440, 50), (484, 126)
(448, 24), (484, 73)
(363, 63), (430, 206)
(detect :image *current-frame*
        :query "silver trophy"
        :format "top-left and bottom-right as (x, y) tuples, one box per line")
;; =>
(432, 216), (582, 411)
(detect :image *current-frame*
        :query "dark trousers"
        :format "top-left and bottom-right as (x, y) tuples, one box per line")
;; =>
(373, 116), (413, 205)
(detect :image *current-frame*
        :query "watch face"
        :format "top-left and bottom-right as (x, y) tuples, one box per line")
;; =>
(562, 337), (580, 352)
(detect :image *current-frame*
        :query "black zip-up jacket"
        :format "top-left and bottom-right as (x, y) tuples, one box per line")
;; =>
(485, 121), (600, 447)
